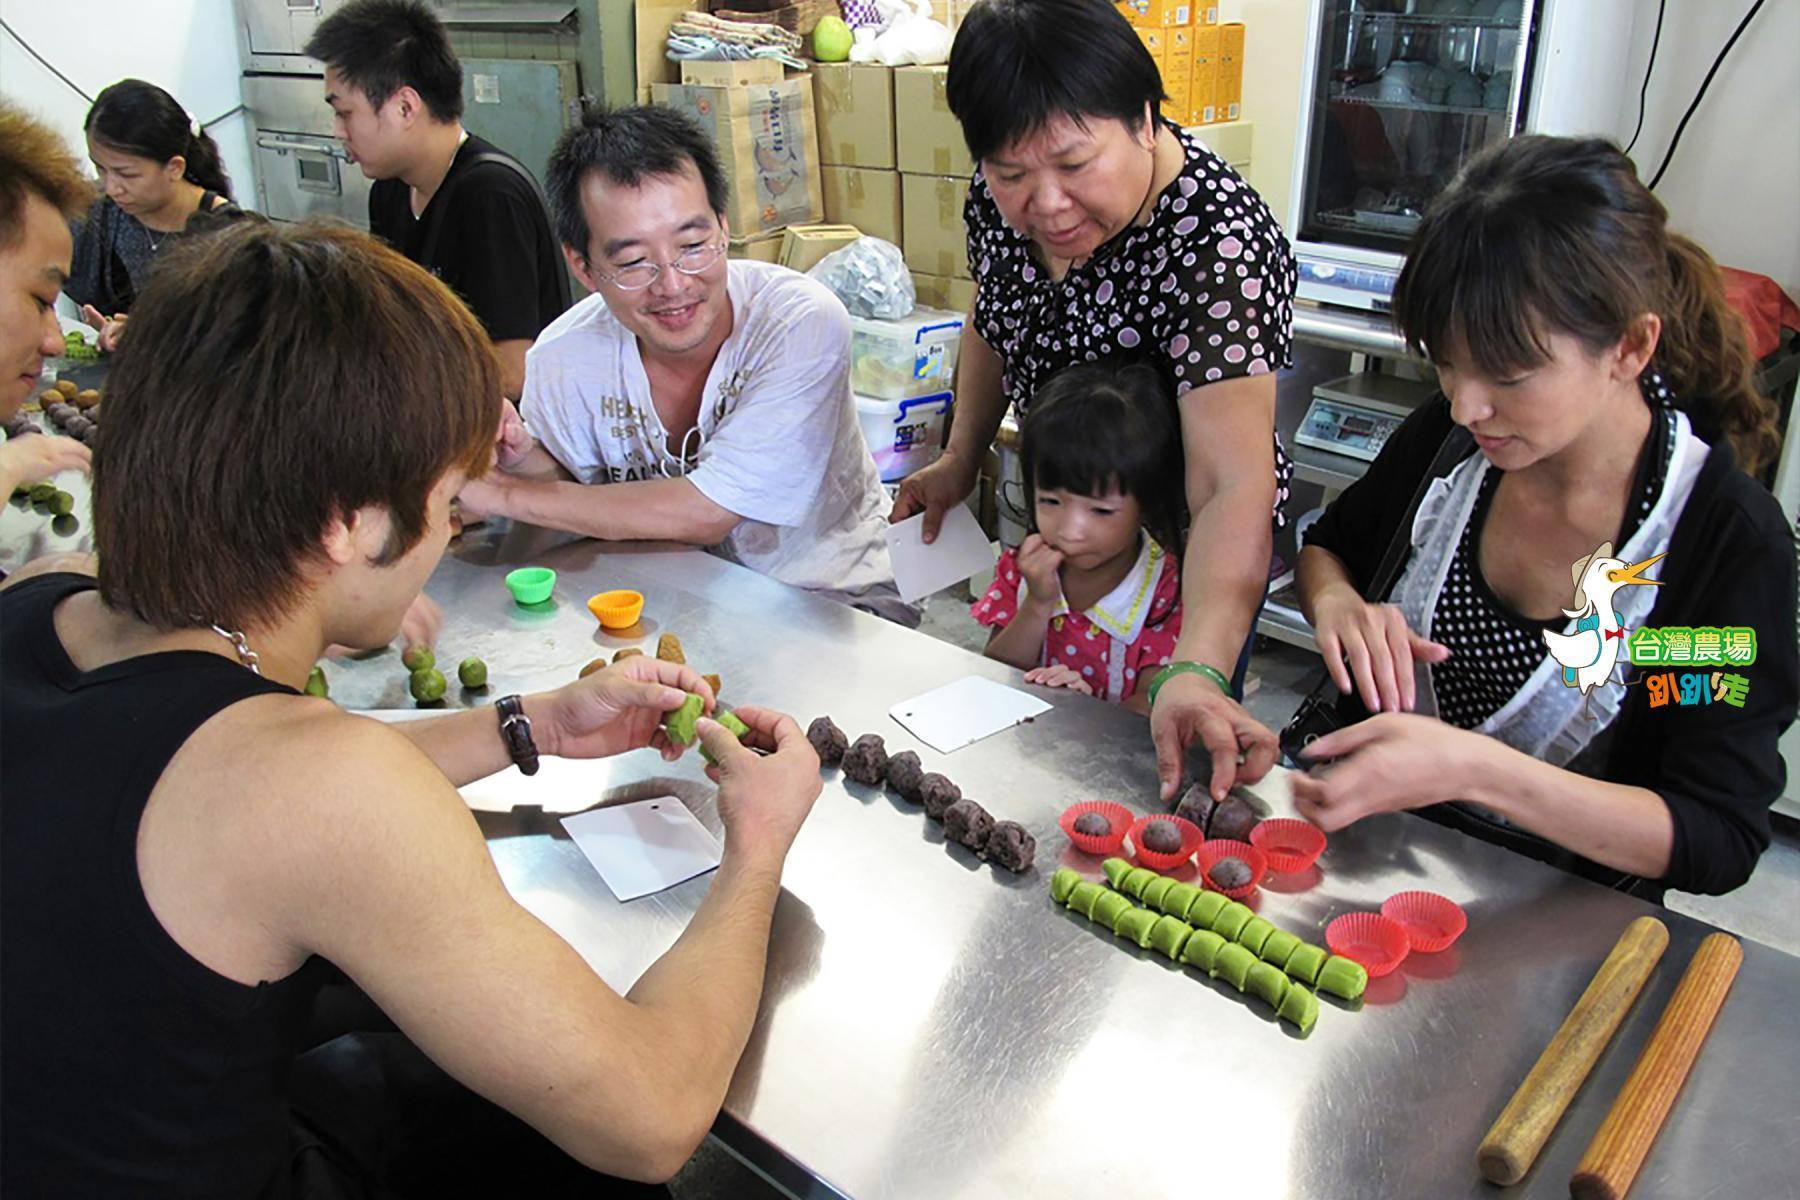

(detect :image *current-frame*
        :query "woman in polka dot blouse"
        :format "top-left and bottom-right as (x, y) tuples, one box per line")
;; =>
(973, 361), (1185, 708)
(1292, 137), (1795, 899)
(893, 0), (1297, 807)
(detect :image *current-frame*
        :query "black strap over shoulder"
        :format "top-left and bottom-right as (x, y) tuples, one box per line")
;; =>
(419, 149), (572, 311)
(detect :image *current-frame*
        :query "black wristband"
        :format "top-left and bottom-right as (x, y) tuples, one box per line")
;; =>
(495, 694), (540, 776)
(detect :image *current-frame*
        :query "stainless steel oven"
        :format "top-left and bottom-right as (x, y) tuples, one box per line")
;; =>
(243, 74), (372, 227)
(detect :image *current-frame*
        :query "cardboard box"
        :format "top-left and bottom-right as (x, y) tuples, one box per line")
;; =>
(680, 59), (784, 88)
(893, 66), (974, 179)
(1217, 22), (1245, 123)
(1190, 23), (1220, 125)
(912, 271), (976, 313)
(653, 79), (824, 237)
(822, 165), (902, 245)
(729, 230), (785, 262)
(1121, 0), (1191, 29)
(780, 223), (863, 273)
(1195, 3), (1218, 23)
(1134, 25), (1167, 72)
(636, 0), (689, 103)
(1167, 24), (1196, 82)
(901, 173), (970, 279)
(813, 64), (896, 170)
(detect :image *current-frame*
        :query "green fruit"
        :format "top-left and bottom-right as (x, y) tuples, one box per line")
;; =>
(48, 490), (74, 516)
(812, 14), (853, 62)
(409, 667), (447, 703)
(401, 644), (435, 672)
(304, 666), (330, 698)
(458, 656), (488, 688)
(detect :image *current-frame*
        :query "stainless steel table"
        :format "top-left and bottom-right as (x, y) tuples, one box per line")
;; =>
(177, 522), (1800, 1199)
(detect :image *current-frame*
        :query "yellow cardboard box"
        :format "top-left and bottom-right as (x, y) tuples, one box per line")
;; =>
(1194, 3), (1218, 24)
(636, 0), (689, 103)
(1162, 24), (1194, 121)
(812, 63), (896, 170)
(780, 223), (863, 273)
(894, 66), (975, 178)
(901, 173), (970, 279)
(653, 79), (824, 237)
(912, 272), (977, 313)
(1134, 26), (1167, 73)
(728, 230), (784, 262)
(1190, 23), (1220, 125)
(1120, 0), (1191, 28)
(822, 165), (903, 246)
(1217, 22), (1245, 123)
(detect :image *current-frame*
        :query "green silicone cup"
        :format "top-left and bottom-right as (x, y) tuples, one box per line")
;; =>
(1050, 869), (1081, 904)
(1278, 984), (1320, 1035)
(504, 566), (557, 605)
(1185, 889), (1229, 928)
(1259, 929), (1302, 970)
(1246, 961), (1290, 1010)
(1090, 890), (1134, 931)
(1211, 942), (1258, 991)
(1237, 917), (1276, 958)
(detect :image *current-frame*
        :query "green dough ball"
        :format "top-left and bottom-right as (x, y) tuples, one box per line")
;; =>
(28, 482), (55, 502)
(1184, 889), (1228, 928)
(1180, 928), (1227, 972)
(1161, 881), (1201, 919)
(1121, 867), (1158, 899)
(1285, 943), (1329, 986)
(1318, 956), (1370, 1002)
(699, 708), (752, 766)
(1148, 915), (1194, 960)
(1089, 890), (1133, 931)
(1259, 929), (1302, 970)
(1278, 984), (1320, 1035)
(1050, 868), (1082, 904)
(661, 693), (705, 746)
(1140, 875), (1175, 910)
(49, 490), (74, 516)
(1067, 881), (1104, 918)
(1211, 901), (1253, 942)
(303, 666), (329, 698)
(1114, 907), (1160, 948)
(1102, 857), (1135, 889)
(402, 644), (435, 672)
(1237, 916), (1276, 957)
(409, 667), (446, 703)
(1246, 961), (1290, 1010)
(1211, 942), (1258, 991)
(457, 657), (488, 688)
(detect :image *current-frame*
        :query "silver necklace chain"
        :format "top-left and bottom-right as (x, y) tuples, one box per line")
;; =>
(208, 624), (262, 675)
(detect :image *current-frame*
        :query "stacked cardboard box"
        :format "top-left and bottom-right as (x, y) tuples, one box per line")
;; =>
(1122, 2), (1243, 128)
(893, 65), (973, 285)
(816, 64), (904, 247)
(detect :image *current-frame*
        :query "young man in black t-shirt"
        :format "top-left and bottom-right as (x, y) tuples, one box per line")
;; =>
(306, 0), (566, 399)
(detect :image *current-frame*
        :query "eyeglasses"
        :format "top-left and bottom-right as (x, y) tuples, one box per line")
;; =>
(595, 238), (726, 291)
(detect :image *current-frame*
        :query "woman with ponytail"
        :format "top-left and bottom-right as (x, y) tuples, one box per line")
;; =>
(1290, 135), (1795, 900)
(68, 79), (243, 343)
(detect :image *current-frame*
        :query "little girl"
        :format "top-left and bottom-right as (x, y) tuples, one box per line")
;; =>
(972, 360), (1185, 710)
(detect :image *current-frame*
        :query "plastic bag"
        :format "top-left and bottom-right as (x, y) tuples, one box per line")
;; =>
(807, 237), (916, 319)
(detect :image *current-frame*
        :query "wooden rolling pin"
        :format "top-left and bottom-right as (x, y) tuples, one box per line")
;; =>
(1569, 931), (1743, 1200)
(1476, 916), (1669, 1185)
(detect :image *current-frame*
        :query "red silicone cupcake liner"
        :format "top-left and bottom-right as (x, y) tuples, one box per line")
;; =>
(1326, 912), (1411, 978)
(1125, 814), (1203, 871)
(1194, 838), (1267, 900)
(1251, 818), (1327, 874)
(1058, 801), (1133, 856)
(1381, 891), (1468, 954)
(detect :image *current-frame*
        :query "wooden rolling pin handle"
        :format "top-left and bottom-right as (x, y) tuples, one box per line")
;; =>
(1569, 932), (1744, 1200)
(1476, 916), (1669, 1186)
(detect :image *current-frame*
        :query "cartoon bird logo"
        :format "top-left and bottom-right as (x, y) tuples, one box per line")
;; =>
(1542, 541), (1665, 705)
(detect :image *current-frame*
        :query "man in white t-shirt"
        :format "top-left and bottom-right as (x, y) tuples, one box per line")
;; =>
(457, 104), (910, 622)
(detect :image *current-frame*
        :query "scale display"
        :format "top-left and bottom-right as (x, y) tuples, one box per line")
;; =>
(1295, 395), (1410, 462)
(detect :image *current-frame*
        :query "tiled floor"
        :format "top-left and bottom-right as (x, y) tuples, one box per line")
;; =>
(670, 590), (1800, 1198)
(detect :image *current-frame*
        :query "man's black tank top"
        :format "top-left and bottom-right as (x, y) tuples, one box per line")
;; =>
(1, 574), (331, 1196)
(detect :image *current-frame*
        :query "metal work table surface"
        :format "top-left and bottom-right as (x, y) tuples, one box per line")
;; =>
(311, 521), (1800, 1200)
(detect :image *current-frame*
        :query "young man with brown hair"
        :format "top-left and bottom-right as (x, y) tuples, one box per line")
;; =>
(0, 219), (822, 1196)
(0, 101), (93, 498)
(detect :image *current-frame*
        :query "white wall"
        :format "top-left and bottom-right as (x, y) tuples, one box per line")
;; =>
(1616, 0), (1800, 298)
(0, 0), (254, 213)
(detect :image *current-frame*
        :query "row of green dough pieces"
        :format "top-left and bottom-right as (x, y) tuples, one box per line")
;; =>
(1098, 858), (1368, 1003)
(1050, 867), (1321, 1034)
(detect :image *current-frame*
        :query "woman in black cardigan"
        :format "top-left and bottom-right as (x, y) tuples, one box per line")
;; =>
(1293, 136), (1795, 899)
